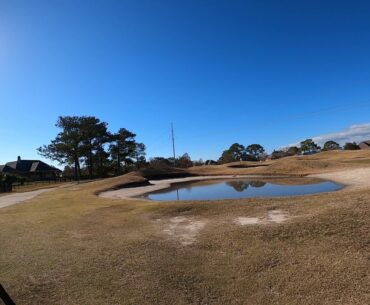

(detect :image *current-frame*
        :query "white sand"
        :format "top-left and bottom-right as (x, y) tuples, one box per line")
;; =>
(310, 167), (370, 190)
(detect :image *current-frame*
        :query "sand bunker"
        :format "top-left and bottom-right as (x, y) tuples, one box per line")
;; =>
(235, 209), (289, 226)
(311, 167), (370, 190)
(160, 216), (207, 245)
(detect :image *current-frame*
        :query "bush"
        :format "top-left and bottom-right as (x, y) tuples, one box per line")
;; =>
(0, 174), (27, 192)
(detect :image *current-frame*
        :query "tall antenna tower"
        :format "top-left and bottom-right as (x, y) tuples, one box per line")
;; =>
(171, 123), (176, 167)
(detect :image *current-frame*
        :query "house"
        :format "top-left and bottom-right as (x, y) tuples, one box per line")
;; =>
(0, 156), (61, 180)
(359, 141), (370, 150)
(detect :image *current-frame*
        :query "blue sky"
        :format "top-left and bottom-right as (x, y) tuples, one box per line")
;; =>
(2, 0), (370, 166)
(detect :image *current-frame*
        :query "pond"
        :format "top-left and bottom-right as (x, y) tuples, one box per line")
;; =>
(140, 178), (342, 201)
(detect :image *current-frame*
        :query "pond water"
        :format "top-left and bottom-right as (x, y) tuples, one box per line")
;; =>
(141, 178), (342, 201)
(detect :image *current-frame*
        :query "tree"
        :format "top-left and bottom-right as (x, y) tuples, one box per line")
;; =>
(218, 143), (246, 164)
(246, 144), (265, 160)
(109, 128), (137, 174)
(193, 158), (204, 166)
(93, 147), (111, 177)
(38, 116), (84, 180)
(323, 140), (341, 151)
(270, 150), (290, 160)
(149, 157), (172, 167)
(134, 142), (147, 168)
(300, 139), (320, 154)
(177, 153), (193, 168)
(287, 146), (300, 155)
(39, 116), (145, 179)
(343, 142), (360, 150)
(79, 116), (109, 178)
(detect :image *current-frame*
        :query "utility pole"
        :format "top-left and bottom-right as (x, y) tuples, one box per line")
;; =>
(171, 123), (176, 167)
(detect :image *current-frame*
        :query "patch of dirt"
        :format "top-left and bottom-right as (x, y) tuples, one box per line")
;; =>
(160, 216), (207, 246)
(234, 217), (261, 225)
(235, 209), (290, 226)
(267, 210), (289, 223)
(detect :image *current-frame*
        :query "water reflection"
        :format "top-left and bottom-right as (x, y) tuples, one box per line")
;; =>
(226, 180), (266, 192)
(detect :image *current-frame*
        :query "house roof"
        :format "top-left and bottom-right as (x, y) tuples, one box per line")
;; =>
(1, 159), (61, 174)
(0, 164), (18, 174)
(360, 140), (370, 146)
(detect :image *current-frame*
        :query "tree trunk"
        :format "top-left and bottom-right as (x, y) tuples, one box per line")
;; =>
(88, 147), (93, 179)
(117, 154), (120, 175)
(77, 162), (81, 180)
(99, 153), (103, 177)
(74, 156), (80, 181)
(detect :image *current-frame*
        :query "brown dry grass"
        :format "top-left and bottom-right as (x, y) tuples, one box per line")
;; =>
(1, 150), (370, 304)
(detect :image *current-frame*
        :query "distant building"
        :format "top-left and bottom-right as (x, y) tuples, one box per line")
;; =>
(359, 141), (370, 150)
(205, 160), (218, 165)
(0, 156), (61, 180)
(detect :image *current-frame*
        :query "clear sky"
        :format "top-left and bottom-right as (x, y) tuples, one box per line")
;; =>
(2, 0), (370, 165)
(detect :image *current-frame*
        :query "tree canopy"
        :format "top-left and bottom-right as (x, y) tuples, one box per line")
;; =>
(218, 143), (245, 163)
(246, 144), (265, 159)
(343, 142), (360, 150)
(218, 143), (265, 163)
(38, 116), (146, 180)
(300, 139), (320, 153)
(323, 140), (341, 151)
(286, 146), (300, 155)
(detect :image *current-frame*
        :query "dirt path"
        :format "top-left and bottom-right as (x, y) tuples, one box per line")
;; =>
(0, 184), (72, 209)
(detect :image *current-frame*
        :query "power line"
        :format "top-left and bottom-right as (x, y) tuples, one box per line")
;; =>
(171, 123), (176, 167)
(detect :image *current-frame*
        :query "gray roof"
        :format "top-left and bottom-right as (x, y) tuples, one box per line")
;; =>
(30, 162), (39, 172)
(0, 164), (18, 174)
(1, 159), (61, 174)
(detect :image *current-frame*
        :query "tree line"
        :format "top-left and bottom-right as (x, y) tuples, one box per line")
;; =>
(290, 139), (361, 154)
(38, 116), (146, 180)
(38, 116), (365, 177)
(217, 139), (362, 164)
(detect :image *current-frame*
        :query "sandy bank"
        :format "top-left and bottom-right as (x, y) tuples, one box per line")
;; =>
(310, 167), (370, 190)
